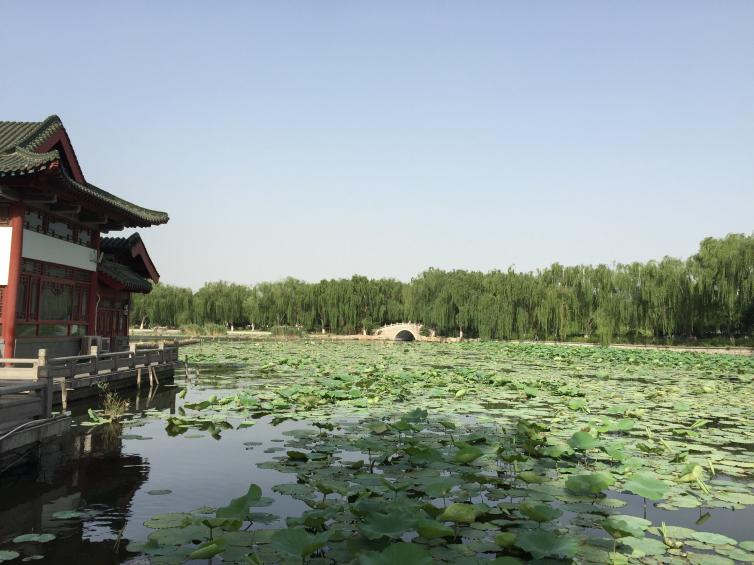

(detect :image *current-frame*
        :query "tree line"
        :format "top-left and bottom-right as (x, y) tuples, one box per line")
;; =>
(131, 233), (754, 343)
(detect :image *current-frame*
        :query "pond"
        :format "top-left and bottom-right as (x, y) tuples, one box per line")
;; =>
(1, 340), (754, 564)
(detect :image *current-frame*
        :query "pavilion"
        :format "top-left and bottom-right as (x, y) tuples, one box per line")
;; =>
(0, 115), (168, 358)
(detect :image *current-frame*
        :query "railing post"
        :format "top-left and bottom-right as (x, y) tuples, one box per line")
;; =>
(90, 345), (98, 375)
(158, 341), (165, 363)
(37, 348), (52, 418)
(129, 343), (137, 369)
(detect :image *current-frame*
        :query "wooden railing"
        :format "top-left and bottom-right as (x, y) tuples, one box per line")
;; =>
(0, 346), (178, 381)
(40, 344), (179, 380)
(0, 351), (53, 420)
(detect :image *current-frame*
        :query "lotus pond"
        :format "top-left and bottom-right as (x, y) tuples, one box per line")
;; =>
(1, 340), (754, 564)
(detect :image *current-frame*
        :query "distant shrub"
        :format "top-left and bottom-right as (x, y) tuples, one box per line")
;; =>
(202, 323), (228, 336)
(270, 325), (305, 337)
(180, 323), (227, 337)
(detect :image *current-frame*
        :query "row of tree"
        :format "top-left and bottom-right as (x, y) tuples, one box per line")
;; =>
(131, 233), (754, 342)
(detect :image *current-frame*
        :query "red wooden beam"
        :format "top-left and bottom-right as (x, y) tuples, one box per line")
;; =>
(35, 127), (86, 184)
(88, 231), (100, 335)
(2, 202), (25, 358)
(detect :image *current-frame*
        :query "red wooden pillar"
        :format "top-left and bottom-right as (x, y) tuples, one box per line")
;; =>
(2, 202), (25, 358)
(87, 231), (100, 336)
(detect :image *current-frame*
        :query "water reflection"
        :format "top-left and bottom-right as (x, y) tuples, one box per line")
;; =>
(0, 386), (180, 562)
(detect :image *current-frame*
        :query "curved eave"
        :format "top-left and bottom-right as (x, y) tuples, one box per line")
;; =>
(53, 169), (170, 228)
(0, 147), (61, 177)
(99, 261), (153, 293)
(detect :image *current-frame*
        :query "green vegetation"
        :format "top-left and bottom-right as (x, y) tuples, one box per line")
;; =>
(105, 340), (754, 564)
(133, 233), (754, 343)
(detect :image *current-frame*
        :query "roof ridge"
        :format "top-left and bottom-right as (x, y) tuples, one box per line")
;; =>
(12, 115), (63, 151)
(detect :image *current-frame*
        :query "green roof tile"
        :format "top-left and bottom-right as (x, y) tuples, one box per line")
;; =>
(99, 260), (153, 293)
(0, 115), (169, 227)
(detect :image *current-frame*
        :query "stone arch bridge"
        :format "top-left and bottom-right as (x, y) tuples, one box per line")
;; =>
(373, 323), (425, 341)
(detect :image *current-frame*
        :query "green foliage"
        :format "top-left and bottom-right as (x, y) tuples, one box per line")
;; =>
(357, 543), (433, 565)
(270, 527), (330, 559)
(133, 233), (754, 341)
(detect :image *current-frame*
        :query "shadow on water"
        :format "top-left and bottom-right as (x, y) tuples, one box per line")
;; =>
(0, 367), (310, 563)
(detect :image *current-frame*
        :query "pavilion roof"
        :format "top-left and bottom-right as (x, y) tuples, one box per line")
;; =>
(101, 232), (160, 282)
(99, 260), (153, 293)
(0, 115), (169, 228)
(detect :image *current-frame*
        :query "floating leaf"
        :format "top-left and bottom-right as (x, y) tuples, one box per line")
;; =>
(358, 509), (417, 539)
(623, 473), (669, 500)
(357, 542), (433, 565)
(454, 444), (483, 464)
(216, 484), (262, 522)
(602, 515), (651, 539)
(270, 527), (330, 558)
(495, 532), (516, 548)
(416, 519), (454, 539)
(189, 539), (226, 559)
(691, 531), (737, 545)
(568, 431), (600, 450)
(144, 512), (192, 529)
(12, 534), (56, 544)
(518, 503), (562, 523)
(514, 529), (580, 559)
(438, 503), (479, 523)
(565, 472), (615, 496)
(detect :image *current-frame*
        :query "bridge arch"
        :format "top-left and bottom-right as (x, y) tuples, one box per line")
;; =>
(394, 329), (416, 341)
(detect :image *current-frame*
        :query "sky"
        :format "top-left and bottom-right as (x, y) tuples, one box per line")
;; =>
(2, 1), (753, 289)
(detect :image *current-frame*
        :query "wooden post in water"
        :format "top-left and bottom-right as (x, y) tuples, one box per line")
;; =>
(131, 343), (141, 389)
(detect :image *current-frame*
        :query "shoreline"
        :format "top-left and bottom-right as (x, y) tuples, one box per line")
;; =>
(130, 330), (753, 356)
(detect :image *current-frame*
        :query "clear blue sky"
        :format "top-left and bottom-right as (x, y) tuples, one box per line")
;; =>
(2, 1), (752, 289)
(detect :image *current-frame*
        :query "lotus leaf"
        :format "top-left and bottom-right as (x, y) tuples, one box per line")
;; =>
(623, 473), (669, 500)
(494, 532), (516, 548)
(144, 513), (193, 529)
(691, 531), (737, 545)
(518, 502), (562, 523)
(602, 515), (651, 539)
(620, 535), (667, 556)
(454, 444), (484, 464)
(438, 503), (479, 523)
(357, 542), (432, 565)
(216, 484), (262, 522)
(416, 519), (455, 539)
(565, 472), (615, 496)
(568, 431), (600, 450)
(12, 534), (55, 544)
(514, 529), (580, 559)
(189, 539), (226, 559)
(270, 527), (331, 558)
(358, 509), (417, 539)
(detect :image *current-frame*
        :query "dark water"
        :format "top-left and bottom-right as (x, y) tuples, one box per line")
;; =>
(1, 365), (753, 563)
(0, 370), (309, 564)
